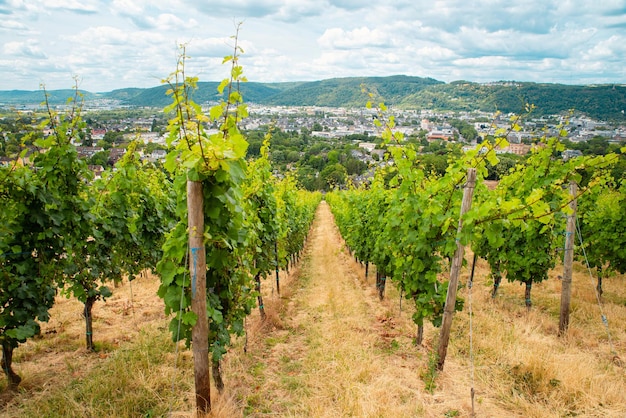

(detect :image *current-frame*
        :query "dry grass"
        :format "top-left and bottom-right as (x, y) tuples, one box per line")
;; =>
(0, 273), (196, 417)
(451, 256), (626, 418)
(1, 202), (625, 417)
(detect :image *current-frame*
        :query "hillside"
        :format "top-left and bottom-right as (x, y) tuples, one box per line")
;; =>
(262, 75), (443, 107)
(107, 81), (300, 107)
(1, 76), (625, 121)
(1, 202), (624, 416)
(0, 89), (97, 106)
(400, 81), (626, 120)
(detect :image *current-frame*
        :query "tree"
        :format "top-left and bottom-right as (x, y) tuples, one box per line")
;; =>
(285, 150), (300, 163)
(103, 130), (124, 147)
(417, 153), (448, 176)
(296, 166), (324, 191)
(320, 163), (347, 190)
(89, 150), (110, 167)
(327, 149), (339, 164)
(247, 139), (262, 158)
(80, 127), (93, 146)
(344, 157), (367, 175)
(485, 154), (521, 180)
(449, 119), (479, 141)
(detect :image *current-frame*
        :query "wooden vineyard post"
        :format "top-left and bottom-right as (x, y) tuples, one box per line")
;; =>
(275, 241), (280, 296)
(187, 180), (211, 413)
(437, 168), (477, 371)
(559, 181), (577, 336)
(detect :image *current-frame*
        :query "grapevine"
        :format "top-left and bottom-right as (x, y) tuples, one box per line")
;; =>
(0, 86), (92, 385)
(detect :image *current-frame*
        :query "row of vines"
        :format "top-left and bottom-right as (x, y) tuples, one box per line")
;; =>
(155, 42), (319, 403)
(326, 98), (625, 361)
(0, 92), (176, 387)
(0, 36), (320, 405)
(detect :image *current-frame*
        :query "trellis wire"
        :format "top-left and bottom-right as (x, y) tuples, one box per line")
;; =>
(575, 218), (618, 359)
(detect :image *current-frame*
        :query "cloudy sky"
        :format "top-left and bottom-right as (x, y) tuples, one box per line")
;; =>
(1, 0), (625, 92)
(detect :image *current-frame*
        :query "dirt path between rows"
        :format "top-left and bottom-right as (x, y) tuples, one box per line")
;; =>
(220, 201), (487, 417)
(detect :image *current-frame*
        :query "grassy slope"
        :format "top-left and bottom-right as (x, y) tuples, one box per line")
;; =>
(1, 203), (625, 417)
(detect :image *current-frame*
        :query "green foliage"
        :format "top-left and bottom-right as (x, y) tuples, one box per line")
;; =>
(0, 86), (96, 383)
(562, 136), (622, 156)
(156, 38), (321, 366)
(330, 98), (621, 323)
(400, 82), (626, 121)
(320, 163), (347, 190)
(471, 124), (619, 305)
(577, 177), (626, 280)
(243, 131), (279, 318)
(88, 150), (109, 167)
(328, 93), (483, 330)
(421, 349), (440, 394)
(449, 118), (479, 141)
(156, 38), (257, 361)
(274, 175), (320, 268)
(95, 144), (175, 278)
(264, 75), (443, 108)
(0, 82), (179, 383)
(102, 130), (125, 147)
(0, 114), (44, 157)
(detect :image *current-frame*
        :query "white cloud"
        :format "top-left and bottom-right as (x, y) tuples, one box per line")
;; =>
(185, 37), (239, 58)
(318, 27), (395, 49)
(0, 20), (28, 31)
(187, 0), (284, 19)
(411, 45), (457, 62)
(144, 13), (196, 31)
(271, 0), (327, 21)
(64, 26), (131, 45)
(42, 0), (100, 13)
(4, 39), (47, 58)
(0, 0), (40, 14)
(582, 35), (626, 61)
(110, 0), (146, 16)
(0, 0), (624, 90)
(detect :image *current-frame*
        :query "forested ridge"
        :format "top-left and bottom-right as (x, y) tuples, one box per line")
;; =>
(2, 76), (625, 121)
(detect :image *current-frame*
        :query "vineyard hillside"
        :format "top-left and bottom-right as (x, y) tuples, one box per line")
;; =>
(1, 202), (625, 417)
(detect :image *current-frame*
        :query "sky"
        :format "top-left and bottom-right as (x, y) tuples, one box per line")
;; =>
(1, 0), (625, 92)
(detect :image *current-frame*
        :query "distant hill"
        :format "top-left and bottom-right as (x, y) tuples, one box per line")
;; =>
(262, 75), (444, 107)
(103, 76), (442, 108)
(1, 76), (625, 121)
(398, 81), (626, 120)
(0, 89), (97, 105)
(106, 82), (300, 107)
